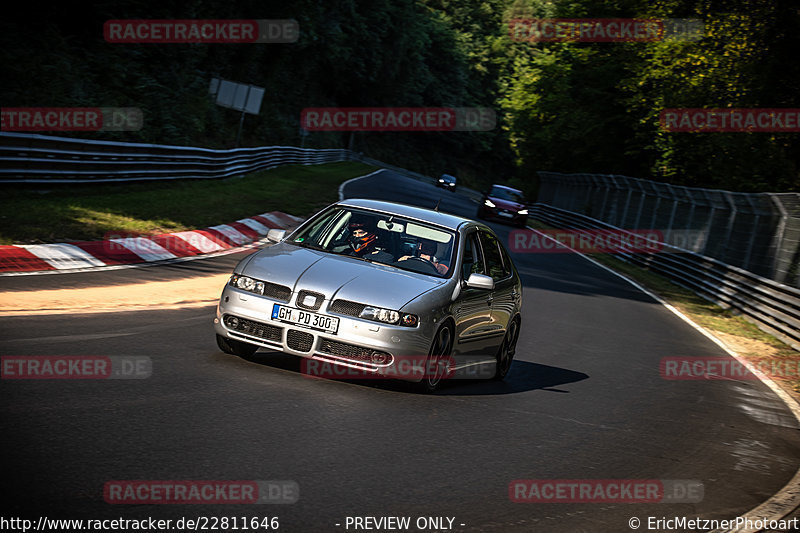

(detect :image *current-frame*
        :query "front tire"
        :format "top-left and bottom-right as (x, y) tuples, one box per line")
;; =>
(417, 324), (453, 393)
(216, 334), (259, 358)
(493, 318), (519, 380)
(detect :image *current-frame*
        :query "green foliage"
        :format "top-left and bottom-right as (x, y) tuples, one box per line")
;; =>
(497, 0), (798, 192)
(1, 0), (796, 194)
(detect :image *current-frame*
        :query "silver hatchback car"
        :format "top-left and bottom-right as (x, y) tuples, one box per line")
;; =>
(214, 199), (523, 392)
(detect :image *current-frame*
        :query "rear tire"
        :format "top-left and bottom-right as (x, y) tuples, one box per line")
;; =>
(216, 334), (259, 358)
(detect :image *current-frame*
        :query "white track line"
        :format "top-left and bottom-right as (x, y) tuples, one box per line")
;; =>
(338, 169), (385, 200)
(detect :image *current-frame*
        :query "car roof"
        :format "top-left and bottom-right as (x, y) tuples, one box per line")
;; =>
(337, 198), (469, 231)
(490, 184), (523, 194)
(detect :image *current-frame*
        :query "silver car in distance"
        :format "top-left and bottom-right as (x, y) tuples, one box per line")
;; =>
(214, 199), (522, 392)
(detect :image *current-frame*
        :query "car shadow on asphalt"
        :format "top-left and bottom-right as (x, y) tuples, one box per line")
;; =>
(236, 351), (588, 396)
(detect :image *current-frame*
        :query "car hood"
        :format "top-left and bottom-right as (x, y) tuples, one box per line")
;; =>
(241, 242), (447, 310)
(488, 196), (525, 211)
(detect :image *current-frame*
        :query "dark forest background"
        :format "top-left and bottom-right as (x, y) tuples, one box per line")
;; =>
(1, 0), (798, 195)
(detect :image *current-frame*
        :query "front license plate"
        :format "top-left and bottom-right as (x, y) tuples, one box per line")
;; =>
(498, 211), (513, 218)
(271, 304), (339, 334)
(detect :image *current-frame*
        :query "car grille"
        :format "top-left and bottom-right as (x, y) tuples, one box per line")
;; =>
(223, 315), (282, 343)
(263, 282), (292, 302)
(296, 290), (325, 311)
(318, 339), (391, 364)
(287, 329), (314, 352)
(328, 299), (367, 318)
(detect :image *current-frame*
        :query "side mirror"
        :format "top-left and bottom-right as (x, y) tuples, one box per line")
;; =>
(267, 229), (286, 243)
(465, 273), (494, 290)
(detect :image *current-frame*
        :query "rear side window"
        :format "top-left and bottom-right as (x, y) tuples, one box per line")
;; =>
(480, 230), (510, 281)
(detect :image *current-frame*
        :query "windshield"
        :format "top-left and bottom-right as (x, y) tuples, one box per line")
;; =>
(290, 207), (456, 278)
(490, 186), (525, 203)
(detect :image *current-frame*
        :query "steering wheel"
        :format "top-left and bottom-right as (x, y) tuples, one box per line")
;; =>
(402, 256), (441, 274)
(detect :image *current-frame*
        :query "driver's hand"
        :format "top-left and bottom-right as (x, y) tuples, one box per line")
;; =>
(398, 255), (411, 261)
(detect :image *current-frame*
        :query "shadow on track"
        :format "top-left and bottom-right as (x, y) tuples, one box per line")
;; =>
(230, 350), (588, 396)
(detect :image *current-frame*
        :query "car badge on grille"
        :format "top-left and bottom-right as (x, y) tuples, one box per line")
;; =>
(302, 294), (318, 307)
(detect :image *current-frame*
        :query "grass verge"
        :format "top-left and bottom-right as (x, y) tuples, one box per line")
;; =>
(0, 162), (375, 245)
(528, 219), (800, 401)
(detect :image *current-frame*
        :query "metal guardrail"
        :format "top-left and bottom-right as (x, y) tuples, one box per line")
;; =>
(0, 132), (352, 183)
(537, 171), (800, 288)
(529, 203), (800, 351)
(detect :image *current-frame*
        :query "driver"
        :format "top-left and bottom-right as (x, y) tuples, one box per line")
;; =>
(347, 216), (394, 264)
(398, 239), (449, 275)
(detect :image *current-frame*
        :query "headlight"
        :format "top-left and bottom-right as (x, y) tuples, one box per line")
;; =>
(359, 306), (419, 327)
(517, 209), (528, 215)
(360, 306), (400, 324)
(438, 178), (444, 182)
(230, 274), (265, 295)
(484, 199), (496, 208)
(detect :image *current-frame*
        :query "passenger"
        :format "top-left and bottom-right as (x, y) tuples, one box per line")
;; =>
(398, 239), (448, 275)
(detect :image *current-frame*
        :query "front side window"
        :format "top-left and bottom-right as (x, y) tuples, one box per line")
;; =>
(461, 232), (485, 280)
(479, 230), (510, 281)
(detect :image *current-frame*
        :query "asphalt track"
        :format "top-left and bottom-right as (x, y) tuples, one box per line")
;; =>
(1, 170), (799, 532)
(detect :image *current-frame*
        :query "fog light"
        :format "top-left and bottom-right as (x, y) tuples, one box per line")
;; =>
(371, 352), (390, 364)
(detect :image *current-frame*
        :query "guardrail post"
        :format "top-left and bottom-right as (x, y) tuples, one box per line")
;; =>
(720, 192), (738, 264)
(742, 196), (761, 271)
(621, 181), (634, 228)
(768, 194), (790, 283)
(664, 184), (679, 245)
(701, 189), (716, 256)
(599, 176), (611, 220)
(633, 183), (647, 229)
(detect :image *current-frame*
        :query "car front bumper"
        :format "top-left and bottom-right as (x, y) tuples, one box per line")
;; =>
(214, 286), (439, 382)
